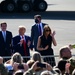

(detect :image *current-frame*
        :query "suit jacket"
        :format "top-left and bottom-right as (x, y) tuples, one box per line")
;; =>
(31, 23), (46, 51)
(12, 35), (32, 56)
(0, 31), (13, 56)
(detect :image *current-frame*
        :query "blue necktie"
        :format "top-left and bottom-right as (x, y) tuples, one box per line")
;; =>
(3, 32), (6, 42)
(38, 24), (42, 35)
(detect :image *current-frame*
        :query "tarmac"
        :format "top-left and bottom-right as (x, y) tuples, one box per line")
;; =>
(0, 0), (75, 62)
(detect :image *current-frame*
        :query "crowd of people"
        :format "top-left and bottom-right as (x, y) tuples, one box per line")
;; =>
(0, 14), (75, 75)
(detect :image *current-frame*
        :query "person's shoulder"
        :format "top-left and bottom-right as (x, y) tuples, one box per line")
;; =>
(13, 35), (19, 39)
(42, 23), (48, 25)
(25, 35), (31, 39)
(32, 24), (36, 27)
(6, 30), (12, 33)
(39, 35), (43, 39)
(25, 35), (30, 37)
(6, 31), (13, 36)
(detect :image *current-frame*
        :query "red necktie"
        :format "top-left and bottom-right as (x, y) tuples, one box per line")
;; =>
(22, 36), (27, 56)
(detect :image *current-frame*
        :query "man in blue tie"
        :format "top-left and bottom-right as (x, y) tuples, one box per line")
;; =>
(31, 14), (47, 51)
(0, 22), (13, 57)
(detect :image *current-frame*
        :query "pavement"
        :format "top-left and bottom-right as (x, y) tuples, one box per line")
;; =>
(0, 0), (75, 62)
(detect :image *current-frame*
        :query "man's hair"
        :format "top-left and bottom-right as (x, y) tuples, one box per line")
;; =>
(34, 15), (41, 20)
(59, 46), (70, 58)
(18, 25), (26, 30)
(0, 22), (7, 27)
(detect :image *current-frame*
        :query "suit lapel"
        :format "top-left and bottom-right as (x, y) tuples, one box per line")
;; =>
(42, 23), (44, 29)
(6, 31), (7, 42)
(19, 35), (21, 41)
(35, 24), (39, 34)
(25, 35), (27, 43)
(1, 31), (5, 42)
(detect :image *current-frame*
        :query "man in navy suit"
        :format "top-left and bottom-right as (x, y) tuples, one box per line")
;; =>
(12, 26), (32, 62)
(0, 22), (13, 57)
(31, 15), (47, 51)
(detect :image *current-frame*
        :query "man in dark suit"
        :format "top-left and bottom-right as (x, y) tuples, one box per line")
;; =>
(12, 26), (32, 62)
(31, 15), (47, 51)
(0, 22), (13, 57)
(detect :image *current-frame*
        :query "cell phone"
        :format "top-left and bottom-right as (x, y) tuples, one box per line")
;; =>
(37, 63), (46, 68)
(18, 64), (24, 69)
(71, 44), (75, 48)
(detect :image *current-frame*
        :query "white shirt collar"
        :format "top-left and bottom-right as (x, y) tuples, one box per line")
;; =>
(36, 22), (42, 26)
(39, 23), (42, 26)
(20, 35), (26, 40)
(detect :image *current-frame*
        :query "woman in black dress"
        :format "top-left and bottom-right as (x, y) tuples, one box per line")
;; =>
(37, 25), (57, 67)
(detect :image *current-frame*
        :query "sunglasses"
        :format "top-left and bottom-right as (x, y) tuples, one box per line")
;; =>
(45, 30), (50, 32)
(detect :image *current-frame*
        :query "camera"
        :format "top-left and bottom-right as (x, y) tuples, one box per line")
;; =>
(37, 63), (46, 68)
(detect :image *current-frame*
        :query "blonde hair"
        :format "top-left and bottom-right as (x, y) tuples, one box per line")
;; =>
(19, 25), (26, 30)
(31, 52), (43, 62)
(11, 52), (23, 64)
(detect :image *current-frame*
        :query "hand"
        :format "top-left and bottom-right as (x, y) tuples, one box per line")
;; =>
(27, 40), (31, 47)
(20, 39), (24, 45)
(31, 61), (39, 71)
(44, 62), (52, 71)
(13, 62), (19, 71)
(65, 62), (71, 73)
(22, 63), (29, 71)
(51, 31), (56, 37)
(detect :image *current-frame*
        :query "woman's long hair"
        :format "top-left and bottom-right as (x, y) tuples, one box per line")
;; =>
(31, 52), (43, 62)
(11, 52), (23, 64)
(43, 25), (51, 36)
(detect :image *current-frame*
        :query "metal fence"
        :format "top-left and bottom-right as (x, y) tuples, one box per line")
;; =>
(2, 55), (75, 64)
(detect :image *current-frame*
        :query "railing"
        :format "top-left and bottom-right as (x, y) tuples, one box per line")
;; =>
(3, 55), (75, 64)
